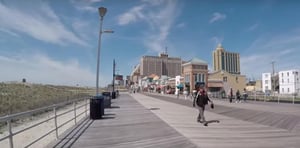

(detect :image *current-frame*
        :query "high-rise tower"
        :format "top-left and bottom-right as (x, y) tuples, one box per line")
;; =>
(212, 44), (240, 74)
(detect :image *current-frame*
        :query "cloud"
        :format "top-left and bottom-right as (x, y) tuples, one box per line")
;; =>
(211, 36), (224, 46)
(70, 0), (102, 13)
(209, 12), (226, 24)
(72, 20), (94, 40)
(145, 0), (179, 53)
(247, 23), (259, 31)
(117, 5), (146, 25)
(117, 0), (179, 53)
(176, 22), (185, 28)
(0, 28), (20, 37)
(0, 54), (110, 87)
(0, 2), (87, 46)
(241, 30), (300, 80)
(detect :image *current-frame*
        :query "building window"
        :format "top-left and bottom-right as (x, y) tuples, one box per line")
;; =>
(185, 74), (190, 83)
(282, 88), (284, 93)
(282, 73), (284, 77)
(265, 74), (268, 78)
(282, 79), (284, 83)
(265, 80), (268, 84)
(287, 72), (289, 76)
(194, 74), (197, 83)
(288, 88), (290, 92)
(265, 86), (268, 90)
(288, 79), (289, 83)
(223, 76), (227, 82)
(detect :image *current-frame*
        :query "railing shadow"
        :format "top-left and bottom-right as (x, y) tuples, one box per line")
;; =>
(51, 117), (93, 148)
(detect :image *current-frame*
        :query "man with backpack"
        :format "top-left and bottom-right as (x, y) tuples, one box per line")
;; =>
(193, 88), (213, 125)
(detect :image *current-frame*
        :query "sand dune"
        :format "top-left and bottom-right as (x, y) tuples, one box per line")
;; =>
(0, 100), (89, 148)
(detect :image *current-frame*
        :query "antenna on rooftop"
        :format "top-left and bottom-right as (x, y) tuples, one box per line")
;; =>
(271, 61), (275, 75)
(165, 46), (168, 54)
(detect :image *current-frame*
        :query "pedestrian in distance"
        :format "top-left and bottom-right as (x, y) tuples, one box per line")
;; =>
(229, 88), (233, 103)
(193, 88), (213, 126)
(236, 90), (241, 103)
(243, 88), (248, 102)
(191, 89), (197, 100)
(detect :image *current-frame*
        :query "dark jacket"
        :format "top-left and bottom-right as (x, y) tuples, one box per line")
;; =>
(194, 93), (211, 107)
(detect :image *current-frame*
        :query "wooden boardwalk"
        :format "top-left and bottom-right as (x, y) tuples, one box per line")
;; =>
(49, 92), (300, 148)
(47, 94), (197, 148)
(139, 93), (300, 148)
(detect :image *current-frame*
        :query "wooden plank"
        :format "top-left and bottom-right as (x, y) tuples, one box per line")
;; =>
(137, 93), (300, 148)
(48, 94), (197, 148)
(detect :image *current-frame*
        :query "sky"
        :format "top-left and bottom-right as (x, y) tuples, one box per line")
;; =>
(1, 0), (300, 87)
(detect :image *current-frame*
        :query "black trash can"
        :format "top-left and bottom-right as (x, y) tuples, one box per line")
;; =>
(111, 91), (116, 99)
(102, 92), (111, 108)
(90, 95), (104, 119)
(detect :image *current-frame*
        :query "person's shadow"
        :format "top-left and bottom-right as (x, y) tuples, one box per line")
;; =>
(203, 120), (220, 126)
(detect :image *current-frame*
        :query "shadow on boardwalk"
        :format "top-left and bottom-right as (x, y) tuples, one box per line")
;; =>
(48, 94), (197, 148)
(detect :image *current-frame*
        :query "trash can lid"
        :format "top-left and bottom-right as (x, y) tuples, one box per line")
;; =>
(94, 95), (104, 99)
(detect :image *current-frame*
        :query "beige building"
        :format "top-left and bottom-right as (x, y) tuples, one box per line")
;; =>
(208, 70), (246, 94)
(246, 80), (262, 92)
(130, 64), (141, 84)
(213, 44), (240, 74)
(182, 58), (208, 93)
(140, 53), (182, 78)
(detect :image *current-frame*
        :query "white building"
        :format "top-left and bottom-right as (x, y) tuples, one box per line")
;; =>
(279, 69), (300, 94)
(262, 73), (272, 93)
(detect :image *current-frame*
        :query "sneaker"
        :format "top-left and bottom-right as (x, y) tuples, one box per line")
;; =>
(197, 120), (204, 123)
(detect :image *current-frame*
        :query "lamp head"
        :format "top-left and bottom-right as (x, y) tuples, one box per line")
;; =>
(98, 7), (107, 17)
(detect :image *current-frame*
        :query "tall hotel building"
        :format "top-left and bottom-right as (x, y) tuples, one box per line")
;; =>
(140, 52), (182, 78)
(212, 44), (240, 74)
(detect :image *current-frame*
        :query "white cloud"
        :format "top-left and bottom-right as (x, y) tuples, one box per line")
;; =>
(117, 0), (179, 53)
(0, 2), (87, 46)
(241, 30), (300, 80)
(72, 20), (95, 40)
(247, 23), (259, 31)
(0, 54), (111, 87)
(211, 36), (224, 46)
(209, 12), (226, 24)
(117, 5), (146, 25)
(70, 0), (102, 13)
(0, 28), (20, 37)
(176, 23), (185, 28)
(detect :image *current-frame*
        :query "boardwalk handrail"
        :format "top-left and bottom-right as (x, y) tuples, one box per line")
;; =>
(0, 97), (91, 148)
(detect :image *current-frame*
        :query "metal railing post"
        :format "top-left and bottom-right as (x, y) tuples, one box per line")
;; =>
(73, 102), (77, 125)
(7, 119), (14, 148)
(85, 98), (88, 117)
(53, 107), (58, 139)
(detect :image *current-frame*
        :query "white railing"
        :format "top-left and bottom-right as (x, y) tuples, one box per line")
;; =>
(209, 91), (300, 104)
(0, 97), (90, 148)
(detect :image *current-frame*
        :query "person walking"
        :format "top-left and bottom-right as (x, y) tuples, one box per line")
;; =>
(236, 90), (241, 103)
(229, 88), (233, 103)
(193, 88), (213, 126)
(243, 88), (248, 102)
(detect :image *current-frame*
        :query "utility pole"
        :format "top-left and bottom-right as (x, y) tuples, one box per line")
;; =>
(271, 61), (275, 92)
(271, 61), (275, 76)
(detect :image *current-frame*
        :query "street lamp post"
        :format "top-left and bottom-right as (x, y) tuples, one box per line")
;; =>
(96, 7), (107, 96)
(112, 59), (116, 92)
